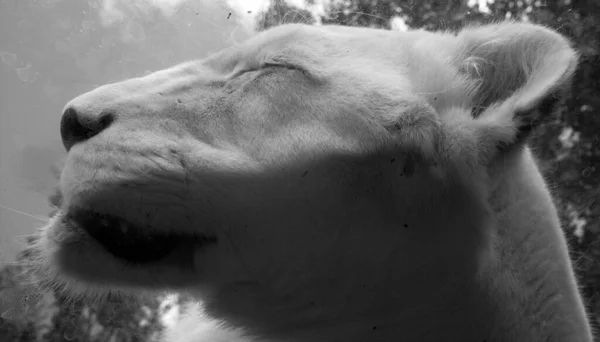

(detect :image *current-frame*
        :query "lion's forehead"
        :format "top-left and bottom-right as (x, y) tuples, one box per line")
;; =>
(212, 24), (468, 110)
(205, 24), (456, 80)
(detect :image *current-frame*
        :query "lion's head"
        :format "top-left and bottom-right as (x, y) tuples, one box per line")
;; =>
(34, 22), (591, 341)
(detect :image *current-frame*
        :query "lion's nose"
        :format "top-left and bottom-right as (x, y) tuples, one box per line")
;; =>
(60, 105), (115, 151)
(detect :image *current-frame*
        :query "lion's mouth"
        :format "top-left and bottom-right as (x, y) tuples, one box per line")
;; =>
(66, 209), (216, 264)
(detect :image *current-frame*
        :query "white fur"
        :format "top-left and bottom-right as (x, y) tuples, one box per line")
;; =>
(31, 22), (592, 341)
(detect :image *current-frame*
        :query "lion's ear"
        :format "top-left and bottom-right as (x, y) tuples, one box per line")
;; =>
(455, 22), (578, 146)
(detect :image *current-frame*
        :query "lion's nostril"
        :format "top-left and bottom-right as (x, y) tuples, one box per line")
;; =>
(60, 106), (115, 151)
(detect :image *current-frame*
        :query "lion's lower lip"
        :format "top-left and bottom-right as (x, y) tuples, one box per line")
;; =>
(66, 208), (216, 264)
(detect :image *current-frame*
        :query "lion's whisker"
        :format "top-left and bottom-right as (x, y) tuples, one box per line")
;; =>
(0, 203), (48, 222)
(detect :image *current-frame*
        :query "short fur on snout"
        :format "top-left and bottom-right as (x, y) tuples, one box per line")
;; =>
(30, 21), (592, 342)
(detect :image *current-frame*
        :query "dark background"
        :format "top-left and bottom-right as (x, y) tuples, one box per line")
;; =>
(1, 0), (598, 341)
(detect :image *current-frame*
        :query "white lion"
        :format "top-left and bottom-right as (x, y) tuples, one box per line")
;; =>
(32, 21), (593, 341)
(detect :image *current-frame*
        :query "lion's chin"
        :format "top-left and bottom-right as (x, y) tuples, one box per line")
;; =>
(42, 209), (217, 292)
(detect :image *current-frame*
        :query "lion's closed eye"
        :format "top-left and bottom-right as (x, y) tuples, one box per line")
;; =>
(231, 61), (308, 79)
(262, 62), (306, 73)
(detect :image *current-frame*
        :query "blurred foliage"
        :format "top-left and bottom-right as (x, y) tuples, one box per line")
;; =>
(0, 0), (598, 340)
(258, 0), (600, 334)
(257, 0), (315, 30)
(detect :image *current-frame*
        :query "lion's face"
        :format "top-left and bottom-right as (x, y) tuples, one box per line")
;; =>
(38, 23), (582, 338)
